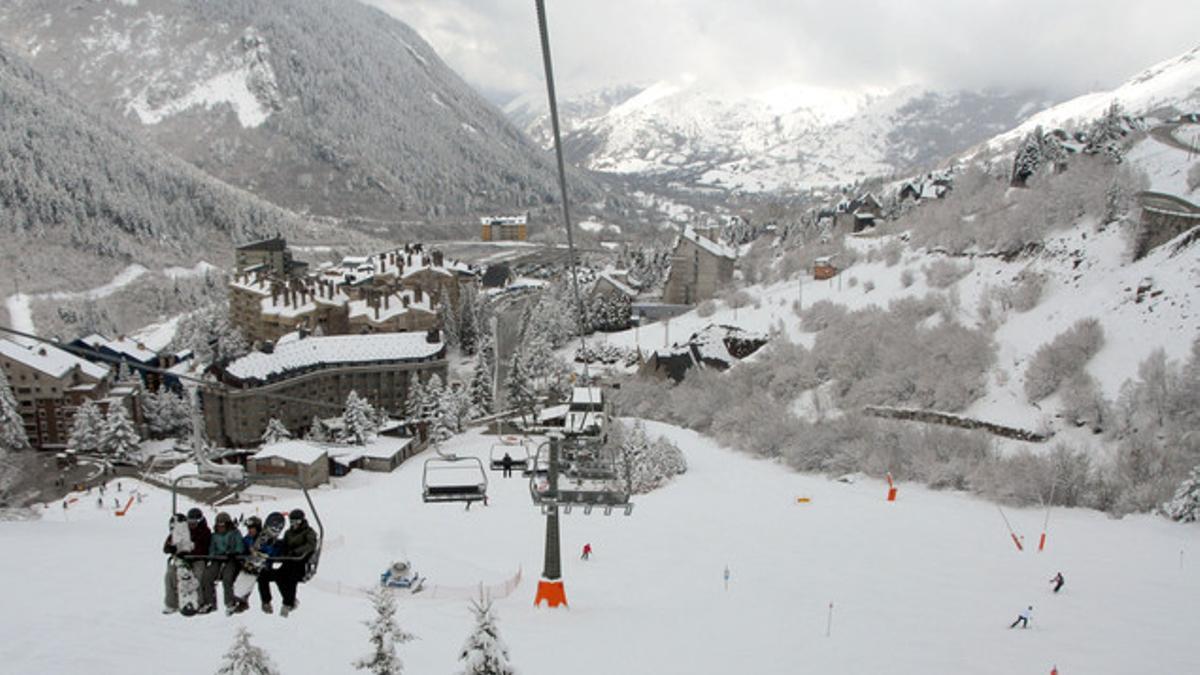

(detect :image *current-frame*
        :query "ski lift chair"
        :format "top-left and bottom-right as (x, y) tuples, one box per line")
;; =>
(422, 455), (488, 503)
(529, 438), (633, 515)
(168, 472), (326, 582)
(489, 440), (531, 472)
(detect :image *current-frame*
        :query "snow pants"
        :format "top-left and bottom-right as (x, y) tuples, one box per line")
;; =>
(1009, 616), (1029, 629)
(204, 559), (241, 608)
(163, 559), (209, 610)
(274, 561), (305, 608)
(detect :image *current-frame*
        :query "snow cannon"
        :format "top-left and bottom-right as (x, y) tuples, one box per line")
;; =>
(381, 560), (423, 592)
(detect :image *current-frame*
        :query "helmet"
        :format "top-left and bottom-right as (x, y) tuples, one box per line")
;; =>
(186, 507), (203, 521)
(245, 516), (263, 530)
(215, 512), (233, 526)
(288, 509), (306, 521)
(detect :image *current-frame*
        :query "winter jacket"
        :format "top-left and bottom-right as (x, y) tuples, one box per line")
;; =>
(281, 523), (318, 560)
(209, 528), (245, 557)
(189, 522), (212, 558)
(243, 534), (280, 557)
(165, 522), (211, 557)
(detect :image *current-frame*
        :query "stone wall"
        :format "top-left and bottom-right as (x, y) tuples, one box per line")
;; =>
(862, 406), (1050, 442)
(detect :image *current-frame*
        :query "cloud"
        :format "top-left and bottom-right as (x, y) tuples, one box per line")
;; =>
(366, 0), (1200, 102)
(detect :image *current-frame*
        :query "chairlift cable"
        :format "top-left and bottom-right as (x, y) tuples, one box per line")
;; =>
(534, 0), (591, 386)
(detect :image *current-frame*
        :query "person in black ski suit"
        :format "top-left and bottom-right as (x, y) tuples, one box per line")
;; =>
(1050, 572), (1065, 593)
(502, 452), (514, 478)
(271, 509), (317, 617)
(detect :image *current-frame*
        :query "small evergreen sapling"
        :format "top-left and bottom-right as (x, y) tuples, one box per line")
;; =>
(261, 417), (292, 445)
(343, 390), (377, 445)
(216, 627), (280, 675)
(305, 416), (329, 442)
(354, 586), (414, 675)
(455, 595), (516, 675)
(1163, 466), (1200, 523)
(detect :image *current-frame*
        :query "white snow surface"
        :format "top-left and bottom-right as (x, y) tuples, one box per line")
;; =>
(3, 424), (1199, 674)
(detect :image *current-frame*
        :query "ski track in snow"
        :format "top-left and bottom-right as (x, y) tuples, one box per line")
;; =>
(2, 262), (218, 343)
(2, 425), (1198, 674)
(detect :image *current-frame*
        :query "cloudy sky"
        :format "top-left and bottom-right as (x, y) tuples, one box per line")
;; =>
(366, 0), (1200, 105)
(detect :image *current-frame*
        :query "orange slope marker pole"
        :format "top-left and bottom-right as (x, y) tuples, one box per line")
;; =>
(115, 495), (135, 517)
(1039, 481), (1056, 552)
(886, 472), (898, 502)
(997, 505), (1023, 551)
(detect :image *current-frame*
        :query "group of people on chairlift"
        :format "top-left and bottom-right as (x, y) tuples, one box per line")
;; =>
(162, 507), (317, 617)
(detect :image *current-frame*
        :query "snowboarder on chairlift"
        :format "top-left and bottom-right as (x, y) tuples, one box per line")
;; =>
(502, 452), (514, 478)
(1050, 572), (1065, 593)
(581, 543), (592, 560)
(270, 509), (317, 617)
(162, 509), (214, 614)
(1009, 605), (1033, 629)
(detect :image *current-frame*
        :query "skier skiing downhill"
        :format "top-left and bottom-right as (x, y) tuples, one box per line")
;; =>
(581, 543), (592, 560)
(1009, 605), (1033, 629)
(1050, 572), (1065, 593)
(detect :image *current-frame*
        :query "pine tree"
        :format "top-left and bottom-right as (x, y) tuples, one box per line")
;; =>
(143, 390), (190, 439)
(343, 390), (377, 445)
(454, 595), (516, 675)
(0, 368), (29, 451)
(354, 587), (414, 675)
(1163, 465), (1200, 523)
(305, 416), (329, 442)
(459, 286), (480, 356)
(469, 348), (495, 417)
(1010, 127), (1044, 187)
(66, 400), (104, 453)
(404, 376), (428, 425)
(422, 375), (449, 440)
(505, 352), (535, 421)
(100, 405), (140, 458)
(261, 417), (292, 445)
(216, 627), (281, 675)
(439, 287), (460, 350)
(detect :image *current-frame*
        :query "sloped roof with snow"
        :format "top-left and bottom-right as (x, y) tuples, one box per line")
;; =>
(225, 333), (443, 381)
(680, 226), (737, 260)
(0, 338), (110, 380)
(252, 440), (328, 465)
(595, 272), (638, 298)
(103, 336), (158, 363)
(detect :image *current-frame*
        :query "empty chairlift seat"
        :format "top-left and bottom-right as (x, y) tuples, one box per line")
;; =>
(423, 456), (488, 503)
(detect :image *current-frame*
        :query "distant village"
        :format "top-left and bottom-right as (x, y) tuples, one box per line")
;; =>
(0, 215), (770, 489)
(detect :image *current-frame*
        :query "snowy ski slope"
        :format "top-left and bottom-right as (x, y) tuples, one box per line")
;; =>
(2, 424), (1198, 674)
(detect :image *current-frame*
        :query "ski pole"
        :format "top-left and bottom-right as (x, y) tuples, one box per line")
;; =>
(826, 602), (834, 637)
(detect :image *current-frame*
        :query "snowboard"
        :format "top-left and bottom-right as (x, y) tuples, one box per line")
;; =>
(233, 512), (285, 598)
(170, 518), (201, 617)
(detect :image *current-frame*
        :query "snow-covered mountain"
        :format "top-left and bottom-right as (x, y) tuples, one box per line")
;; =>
(0, 0), (602, 222)
(510, 77), (1053, 193)
(987, 44), (1200, 149)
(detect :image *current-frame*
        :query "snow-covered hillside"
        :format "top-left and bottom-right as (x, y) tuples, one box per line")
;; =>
(3, 425), (1198, 674)
(988, 45), (1200, 149)
(511, 77), (1050, 193)
(589, 210), (1197, 439)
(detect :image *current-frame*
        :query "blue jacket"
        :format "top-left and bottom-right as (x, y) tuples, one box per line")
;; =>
(244, 533), (280, 557)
